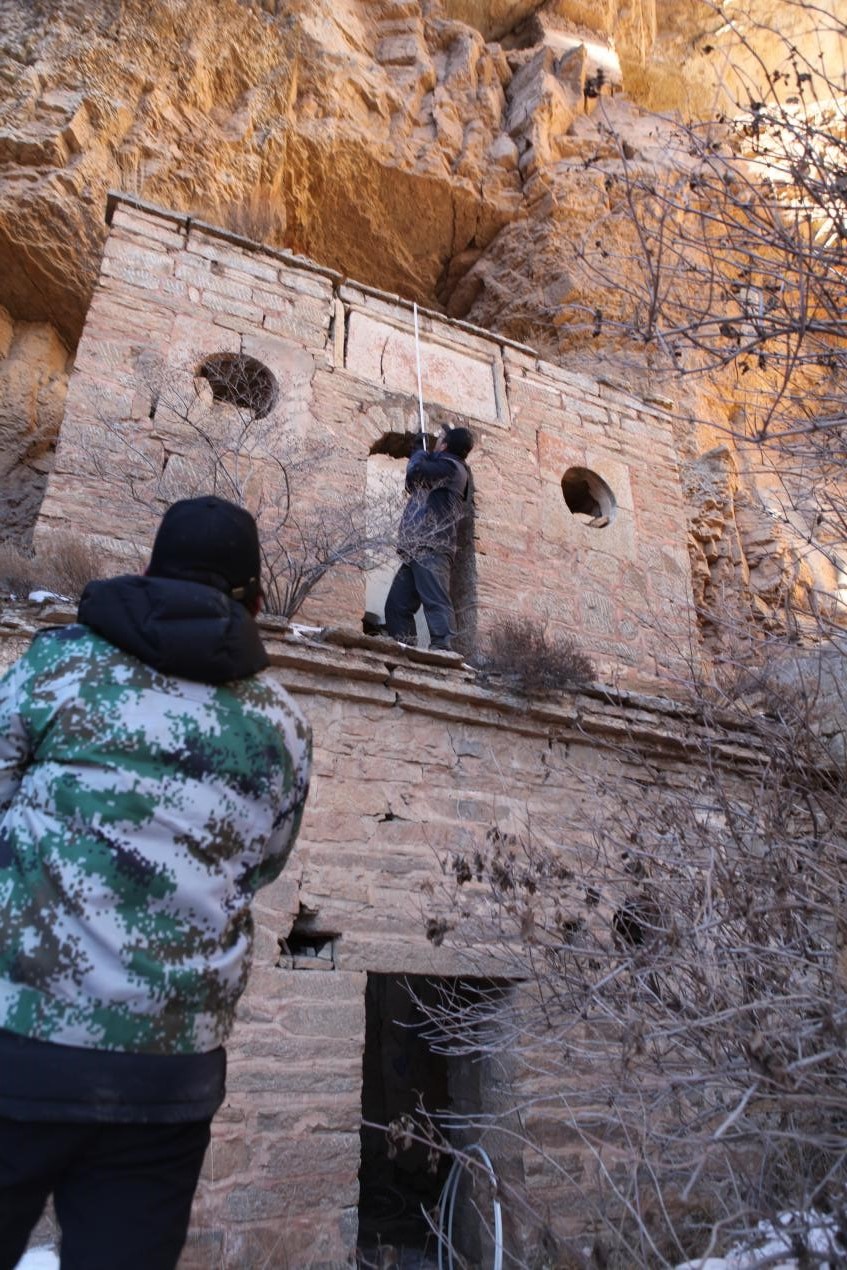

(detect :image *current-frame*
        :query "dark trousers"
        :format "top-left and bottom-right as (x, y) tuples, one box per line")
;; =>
(0, 1117), (211, 1270)
(384, 556), (456, 649)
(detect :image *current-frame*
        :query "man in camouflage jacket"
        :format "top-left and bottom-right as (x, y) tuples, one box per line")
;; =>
(0, 497), (311, 1270)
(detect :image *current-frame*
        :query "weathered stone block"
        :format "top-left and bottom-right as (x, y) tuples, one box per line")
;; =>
(344, 309), (504, 425)
(103, 238), (175, 271)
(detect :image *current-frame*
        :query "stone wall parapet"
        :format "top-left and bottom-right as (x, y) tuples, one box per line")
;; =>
(0, 603), (769, 770)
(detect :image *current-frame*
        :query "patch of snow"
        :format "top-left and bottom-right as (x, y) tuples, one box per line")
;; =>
(14, 1250), (59, 1270)
(675, 1210), (845, 1270)
(676, 1261), (735, 1270)
(289, 624), (324, 638)
(27, 590), (70, 605)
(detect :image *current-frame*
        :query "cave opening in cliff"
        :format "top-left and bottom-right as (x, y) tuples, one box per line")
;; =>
(365, 430), (477, 655)
(357, 974), (509, 1265)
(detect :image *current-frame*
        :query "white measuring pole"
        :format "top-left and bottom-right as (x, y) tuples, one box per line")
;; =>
(413, 301), (427, 450)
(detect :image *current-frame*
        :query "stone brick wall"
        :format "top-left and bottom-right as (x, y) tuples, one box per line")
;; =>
(17, 194), (740, 1265)
(0, 605), (765, 1267)
(36, 193), (696, 690)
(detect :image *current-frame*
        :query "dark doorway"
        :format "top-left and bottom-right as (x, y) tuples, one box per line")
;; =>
(358, 975), (450, 1263)
(357, 974), (512, 1268)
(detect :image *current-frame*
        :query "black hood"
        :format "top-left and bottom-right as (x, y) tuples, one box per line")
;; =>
(78, 575), (269, 684)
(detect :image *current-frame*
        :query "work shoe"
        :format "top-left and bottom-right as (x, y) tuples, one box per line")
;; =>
(362, 611), (387, 636)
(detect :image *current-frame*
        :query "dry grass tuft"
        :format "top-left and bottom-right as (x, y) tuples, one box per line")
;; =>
(47, 535), (105, 597)
(0, 535), (105, 601)
(0, 543), (40, 598)
(477, 616), (595, 695)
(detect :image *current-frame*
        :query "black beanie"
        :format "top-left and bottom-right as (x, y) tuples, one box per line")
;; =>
(148, 496), (262, 603)
(443, 426), (474, 459)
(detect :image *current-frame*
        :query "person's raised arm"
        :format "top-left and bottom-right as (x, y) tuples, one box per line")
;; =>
(405, 446), (450, 489)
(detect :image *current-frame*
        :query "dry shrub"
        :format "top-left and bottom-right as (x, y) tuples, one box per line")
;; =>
(0, 543), (40, 598)
(114, 150), (148, 200)
(47, 535), (104, 597)
(0, 535), (104, 601)
(477, 616), (595, 695)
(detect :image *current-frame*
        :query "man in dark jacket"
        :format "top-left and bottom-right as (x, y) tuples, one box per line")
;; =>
(384, 425), (474, 651)
(0, 496), (311, 1270)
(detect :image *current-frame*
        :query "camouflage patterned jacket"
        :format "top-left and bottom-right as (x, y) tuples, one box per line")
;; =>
(0, 579), (311, 1058)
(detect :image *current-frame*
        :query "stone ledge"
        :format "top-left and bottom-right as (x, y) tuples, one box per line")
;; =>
(266, 633), (775, 768)
(0, 603), (775, 770)
(105, 190), (189, 230)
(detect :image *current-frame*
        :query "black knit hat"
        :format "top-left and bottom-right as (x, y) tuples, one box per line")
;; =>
(443, 426), (474, 459)
(148, 496), (262, 604)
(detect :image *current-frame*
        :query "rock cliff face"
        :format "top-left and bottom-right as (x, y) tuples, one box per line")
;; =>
(0, 0), (669, 349)
(685, 444), (817, 640)
(0, 0), (841, 645)
(0, 307), (70, 536)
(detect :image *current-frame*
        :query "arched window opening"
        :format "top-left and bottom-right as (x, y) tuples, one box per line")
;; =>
(369, 431), (423, 460)
(562, 466), (616, 528)
(196, 353), (279, 420)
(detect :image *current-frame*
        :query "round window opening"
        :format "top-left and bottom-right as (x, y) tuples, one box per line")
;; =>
(561, 466), (616, 528)
(197, 353), (279, 420)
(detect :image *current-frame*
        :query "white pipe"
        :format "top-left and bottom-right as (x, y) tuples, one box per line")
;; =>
(435, 1144), (503, 1270)
(413, 301), (427, 449)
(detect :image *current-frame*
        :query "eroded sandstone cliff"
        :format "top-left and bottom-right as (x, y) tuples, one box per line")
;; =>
(0, 0), (671, 348)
